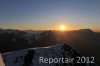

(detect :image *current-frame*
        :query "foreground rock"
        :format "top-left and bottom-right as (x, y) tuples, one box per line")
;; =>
(2, 44), (96, 66)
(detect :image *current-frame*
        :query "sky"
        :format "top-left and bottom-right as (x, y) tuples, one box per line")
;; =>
(0, 0), (100, 31)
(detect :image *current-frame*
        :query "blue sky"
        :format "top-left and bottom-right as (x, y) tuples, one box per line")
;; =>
(0, 0), (100, 31)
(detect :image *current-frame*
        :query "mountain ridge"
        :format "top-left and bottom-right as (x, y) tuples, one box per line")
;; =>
(2, 44), (96, 66)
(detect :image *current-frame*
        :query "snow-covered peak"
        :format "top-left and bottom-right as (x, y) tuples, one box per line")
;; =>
(2, 44), (96, 66)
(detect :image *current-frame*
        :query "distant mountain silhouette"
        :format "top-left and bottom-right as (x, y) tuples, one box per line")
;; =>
(0, 29), (37, 52)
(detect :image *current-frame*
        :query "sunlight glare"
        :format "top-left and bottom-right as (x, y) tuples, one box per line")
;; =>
(60, 25), (66, 31)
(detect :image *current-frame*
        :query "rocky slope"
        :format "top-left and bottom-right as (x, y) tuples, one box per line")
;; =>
(2, 44), (96, 66)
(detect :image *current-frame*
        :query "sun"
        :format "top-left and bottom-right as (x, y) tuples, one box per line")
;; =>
(59, 25), (66, 31)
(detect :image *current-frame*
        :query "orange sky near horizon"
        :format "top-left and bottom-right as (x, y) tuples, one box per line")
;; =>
(0, 25), (100, 32)
(0, 0), (100, 32)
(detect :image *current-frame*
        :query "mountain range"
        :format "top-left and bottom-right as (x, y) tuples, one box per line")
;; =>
(0, 28), (100, 65)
